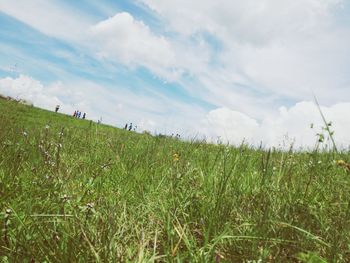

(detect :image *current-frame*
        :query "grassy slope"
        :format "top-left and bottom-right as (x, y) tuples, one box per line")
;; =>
(0, 98), (350, 262)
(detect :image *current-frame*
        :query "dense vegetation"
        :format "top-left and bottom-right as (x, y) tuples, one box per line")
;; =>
(1, 97), (350, 262)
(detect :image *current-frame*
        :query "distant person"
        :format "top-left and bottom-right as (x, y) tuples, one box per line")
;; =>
(77, 111), (81, 118)
(73, 110), (77, 117)
(55, 105), (60, 113)
(128, 123), (133, 131)
(124, 123), (128, 130)
(82, 113), (86, 119)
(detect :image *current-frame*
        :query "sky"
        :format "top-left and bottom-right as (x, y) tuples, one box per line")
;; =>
(0, 0), (350, 149)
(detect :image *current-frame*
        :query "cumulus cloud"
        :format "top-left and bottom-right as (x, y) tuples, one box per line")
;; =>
(200, 107), (259, 144)
(199, 102), (350, 149)
(90, 12), (179, 80)
(261, 101), (350, 149)
(0, 75), (63, 109)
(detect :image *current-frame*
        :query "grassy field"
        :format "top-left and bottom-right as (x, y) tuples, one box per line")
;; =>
(1, 97), (350, 262)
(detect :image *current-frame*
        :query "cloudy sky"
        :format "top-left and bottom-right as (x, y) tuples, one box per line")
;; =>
(0, 0), (349, 148)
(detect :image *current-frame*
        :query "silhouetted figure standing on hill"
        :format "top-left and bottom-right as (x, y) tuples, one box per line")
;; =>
(128, 123), (133, 131)
(82, 113), (86, 119)
(77, 111), (81, 118)
(124, 123), (128, 130)
(55, 105), (60, 113)
(73, 110), (77, 117)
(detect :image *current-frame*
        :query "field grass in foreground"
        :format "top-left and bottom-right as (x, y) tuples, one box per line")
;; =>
(1, 98), (350, 262)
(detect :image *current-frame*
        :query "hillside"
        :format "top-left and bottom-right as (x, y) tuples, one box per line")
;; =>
(1, 98), (350, 262)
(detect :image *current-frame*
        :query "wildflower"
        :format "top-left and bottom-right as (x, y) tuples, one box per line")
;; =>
(5, 209), (12, 215)
(86, 203), (94, 210)
(45, 125), (50, 129)
(23, 131), (28, 137)
(336, 159), (350, 173)
(336, 160), (346, 166)
(61, 194), (69, 202)
(173, 153), (180, 162)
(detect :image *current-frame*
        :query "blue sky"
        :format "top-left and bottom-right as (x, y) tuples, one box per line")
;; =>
(1, 0), (350, 148)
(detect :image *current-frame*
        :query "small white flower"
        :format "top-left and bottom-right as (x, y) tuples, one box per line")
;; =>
(23, 131), (28, 137)
(86, 203), (94, 209)
(61, 194), (69, 202)
(45, 125), (50, 129)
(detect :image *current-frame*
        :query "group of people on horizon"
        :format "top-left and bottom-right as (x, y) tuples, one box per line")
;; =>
(54, 105), (86, 120)
(124, 123), (137, 131)
(54, 106), (180, 138)
(73, 110), (86, 120)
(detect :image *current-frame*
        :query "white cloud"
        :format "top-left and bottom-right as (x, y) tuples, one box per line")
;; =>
(0, 77), (85, 120)
(142, 0), (342, 42)
(0, 0), (93, 42)
(199, 102), (350, 149)
(199, 107), (259, 144)
(90, 12), (179, 80)
(263, 101), (350, 149)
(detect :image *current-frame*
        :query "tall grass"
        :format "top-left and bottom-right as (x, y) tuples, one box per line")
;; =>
(1, 98), (350, 262)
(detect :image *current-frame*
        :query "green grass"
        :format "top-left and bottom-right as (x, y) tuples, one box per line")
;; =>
(1, 98), (350, 262)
